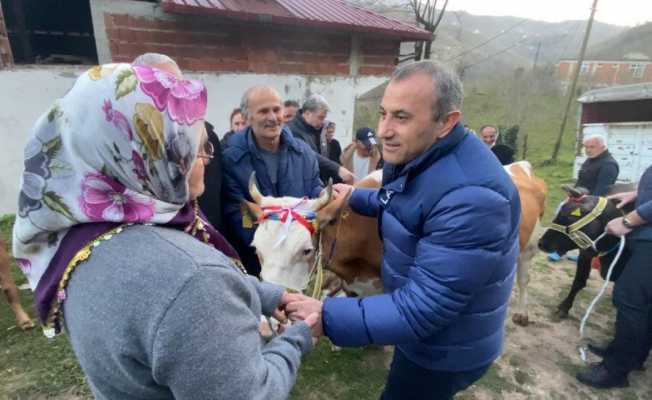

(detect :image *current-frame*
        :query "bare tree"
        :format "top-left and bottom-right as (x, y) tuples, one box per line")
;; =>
(409, 0), (450, 60)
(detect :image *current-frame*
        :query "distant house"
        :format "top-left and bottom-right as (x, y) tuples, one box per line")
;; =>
(557, 55), (652, 91)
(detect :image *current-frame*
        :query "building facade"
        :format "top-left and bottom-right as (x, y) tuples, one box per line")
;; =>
(558, 58), (652, 90)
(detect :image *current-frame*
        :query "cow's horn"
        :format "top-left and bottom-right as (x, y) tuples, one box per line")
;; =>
(313, 179), (333, 211)
(249, 172), (263, 205)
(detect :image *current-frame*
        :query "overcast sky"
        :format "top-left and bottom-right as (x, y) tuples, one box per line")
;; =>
(445, 0), (652, 26)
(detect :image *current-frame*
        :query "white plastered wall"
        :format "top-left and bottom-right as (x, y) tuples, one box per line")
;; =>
(0, 66), (384, 214)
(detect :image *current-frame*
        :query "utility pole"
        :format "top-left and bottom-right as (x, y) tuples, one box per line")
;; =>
(520, 41), (542, 160)
(550, 0), (598, 162)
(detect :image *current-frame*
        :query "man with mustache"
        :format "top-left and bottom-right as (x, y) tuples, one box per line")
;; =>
(222, 86), (323, 276)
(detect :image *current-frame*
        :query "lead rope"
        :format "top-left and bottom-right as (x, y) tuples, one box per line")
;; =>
(578, 233), (626, 362)
(309, 232), (325, 299)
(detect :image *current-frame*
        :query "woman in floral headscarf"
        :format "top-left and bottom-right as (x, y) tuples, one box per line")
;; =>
(13, 62), (318, 400)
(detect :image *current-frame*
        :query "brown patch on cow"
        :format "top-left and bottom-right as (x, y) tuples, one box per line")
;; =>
(0, 238), (34, 330)
(507, 162), (547, 327)
(318, 175), (383, 289)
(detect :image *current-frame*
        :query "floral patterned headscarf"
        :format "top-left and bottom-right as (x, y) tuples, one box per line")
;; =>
(12, 63), (207, 331)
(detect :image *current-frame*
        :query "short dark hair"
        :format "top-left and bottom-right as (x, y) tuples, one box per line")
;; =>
(479, 125), (498, 134)
(283, 100), (300, 108)
(391, 61), (463, 122)
(230, 108), (242, 123)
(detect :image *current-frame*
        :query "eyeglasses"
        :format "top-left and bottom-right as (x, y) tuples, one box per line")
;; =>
(197, 140), (214, 165)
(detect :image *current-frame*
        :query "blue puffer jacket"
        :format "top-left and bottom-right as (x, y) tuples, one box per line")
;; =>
(322, 122), (521, 371)
(222, 127), (323, 273)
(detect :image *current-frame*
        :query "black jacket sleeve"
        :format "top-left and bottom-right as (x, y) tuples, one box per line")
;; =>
(317, 153), (342, 183)
(198, 124), (224, 231)
(593, 163), (619, 196)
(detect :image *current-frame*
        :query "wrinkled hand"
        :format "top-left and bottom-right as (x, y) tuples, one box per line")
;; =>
(607, 191), (637, 209)
(606, 217), (632, 237)
(333, 183), (353, 200)
(286, 296), (323, 341)
(338, 167), (355, 184)
(273, 292), (305, 322)
(303, 312), (323, 345)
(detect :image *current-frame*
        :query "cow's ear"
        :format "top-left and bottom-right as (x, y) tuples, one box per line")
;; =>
(241, 199), (263, 228)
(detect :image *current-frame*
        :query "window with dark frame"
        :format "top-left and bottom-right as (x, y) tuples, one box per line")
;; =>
(1, 0), (98, 65)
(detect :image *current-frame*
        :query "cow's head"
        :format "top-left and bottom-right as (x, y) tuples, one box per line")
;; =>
(316, 173), (384, 297)
(243, 173), (332, 291)
(538, 185), (620, 255)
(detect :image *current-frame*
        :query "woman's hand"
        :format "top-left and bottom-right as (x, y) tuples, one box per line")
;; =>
(303, 312), (322, 345)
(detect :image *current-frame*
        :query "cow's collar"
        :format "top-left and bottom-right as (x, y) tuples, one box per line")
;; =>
(548, 197), (609, 250)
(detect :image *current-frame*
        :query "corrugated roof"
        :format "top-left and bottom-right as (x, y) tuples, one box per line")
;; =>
(578, 83), (652, 103)
(160, 0), (431, 41)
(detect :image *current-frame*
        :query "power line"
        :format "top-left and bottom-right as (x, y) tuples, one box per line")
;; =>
(459, 37), (529, 70)
(444, 18), (529, 62)
(554, 20), (585, 62)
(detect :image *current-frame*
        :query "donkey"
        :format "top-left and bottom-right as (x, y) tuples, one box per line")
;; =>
(538, 185), (632, 319)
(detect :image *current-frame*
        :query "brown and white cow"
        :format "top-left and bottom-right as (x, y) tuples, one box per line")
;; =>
(317, 162), (546, 326)
(1, 238), (34, 330)
(249, 162), (546, 327)
(242, 174), (333, 292)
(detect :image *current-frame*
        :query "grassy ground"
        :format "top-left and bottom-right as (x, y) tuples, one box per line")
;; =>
(1, 78), (584, 399)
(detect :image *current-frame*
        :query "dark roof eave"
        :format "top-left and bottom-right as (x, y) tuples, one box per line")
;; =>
(161, 2), (432, 42)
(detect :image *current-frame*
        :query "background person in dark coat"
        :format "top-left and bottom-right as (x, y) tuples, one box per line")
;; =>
(549, 135), (619, 262)
(283, 100), (300, 123)
(285, 61), (520, 400)
(222, 86), (322, 276)
(576, 164), (652, 388)
(576, 134), (619, 196)
(479, 124), (515, 165)
(221, 108), (247, 149)
(287, 95), (354, 184)
(197, 121), (225, 232)
(325, 121), (342, 164)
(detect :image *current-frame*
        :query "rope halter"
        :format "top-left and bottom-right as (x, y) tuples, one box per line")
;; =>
(547, 196), (608, 251)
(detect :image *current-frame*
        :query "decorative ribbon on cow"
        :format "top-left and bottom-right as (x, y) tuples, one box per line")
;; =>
(257, 198), (317, 248)
(547, 197), (609, 250)
(256, 198), (324, 299)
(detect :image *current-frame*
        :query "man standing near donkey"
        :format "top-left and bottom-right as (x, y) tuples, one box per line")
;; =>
(285, 61), (521, 399)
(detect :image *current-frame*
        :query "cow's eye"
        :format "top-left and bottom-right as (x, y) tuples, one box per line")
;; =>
(303, 248), (313, 256)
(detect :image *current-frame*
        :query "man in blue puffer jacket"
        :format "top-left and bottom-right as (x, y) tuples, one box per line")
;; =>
(286, 61), (521, 399)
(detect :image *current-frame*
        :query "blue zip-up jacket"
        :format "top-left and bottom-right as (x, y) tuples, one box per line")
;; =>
(222, 127), (322, 273)
(322, 123), (521, 371)
(631, 165), (652, 240)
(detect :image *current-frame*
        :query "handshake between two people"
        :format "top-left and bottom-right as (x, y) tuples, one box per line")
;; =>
(272, 292), (324, 345)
